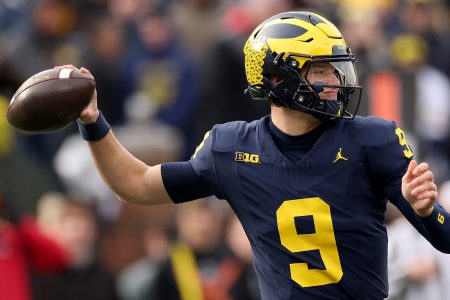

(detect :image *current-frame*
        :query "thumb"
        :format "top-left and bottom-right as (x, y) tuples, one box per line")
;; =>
(403, 160), (417, 183)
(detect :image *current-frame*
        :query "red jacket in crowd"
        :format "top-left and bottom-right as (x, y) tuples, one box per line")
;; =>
(0, 216), (68, 300)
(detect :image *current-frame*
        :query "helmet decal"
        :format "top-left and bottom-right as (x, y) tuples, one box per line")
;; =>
(244, 36), (268, 87)
(257, 23), (308, 39)
(263, 11), (316, 24)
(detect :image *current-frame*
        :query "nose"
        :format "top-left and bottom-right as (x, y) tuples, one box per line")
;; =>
(320, 72), (340, 100)
(326, 72), (340, 86)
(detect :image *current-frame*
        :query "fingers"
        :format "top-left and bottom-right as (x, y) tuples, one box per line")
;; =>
(403, 160), (417, 183)
(402, 160), (438, 217)
(411, 180), (437, 197)
(412, 162), (429, 176)
(405, 161), (433, 186)
(80, 67), (92, 75)
(54, 65), (92, 75)
(55, 64), (77, 70)
(412, 169), (434, 187)
(410, 162), (435, 198)
(414, 190), (438, 201)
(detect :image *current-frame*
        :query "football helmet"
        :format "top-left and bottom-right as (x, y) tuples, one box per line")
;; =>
(244, 11), (362, 121)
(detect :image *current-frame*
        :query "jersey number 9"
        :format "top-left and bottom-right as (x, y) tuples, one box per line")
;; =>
(276, 197), (343, 287)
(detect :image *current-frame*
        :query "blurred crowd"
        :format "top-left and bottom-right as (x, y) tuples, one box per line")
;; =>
(0, 0), (450, 299)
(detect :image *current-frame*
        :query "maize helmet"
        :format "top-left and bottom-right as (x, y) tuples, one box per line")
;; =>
(244, 11), (362, 121)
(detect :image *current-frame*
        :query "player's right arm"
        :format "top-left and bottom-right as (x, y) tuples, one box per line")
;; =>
(87, 129), (171, 205)
(76, 66), (171, 205)
(76, 66), (216, 206)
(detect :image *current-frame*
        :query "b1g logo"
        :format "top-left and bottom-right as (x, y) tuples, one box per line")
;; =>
(235, 152), (260, 164)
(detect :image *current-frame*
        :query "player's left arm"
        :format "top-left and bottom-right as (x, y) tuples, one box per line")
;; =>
(368, 120), (450, 253)
(402, 160), (438, 217)
(387, 170), (450, 253)
(400, 160), (450, 253)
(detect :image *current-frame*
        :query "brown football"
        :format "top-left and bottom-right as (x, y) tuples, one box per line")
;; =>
(6, 68), (95, 133)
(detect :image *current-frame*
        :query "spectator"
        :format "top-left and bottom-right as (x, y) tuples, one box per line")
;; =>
(390, 33), (450, 182)
(117, 225), (170, 300)
(0, 96), (59, 214)
(121, 9), (200, 159)
(3, 0), (84, 165)
(338, 3), (393, 116)
(168, 0), (224, 65)
(0, 193), (68, 300)
(82, 14), (128, 125)
(395, 0), (450, 78)
(224, 215), (261, 300)
(149, 200), (255, 300)
(195, 0), (294, 141)
(33, 194), (119, 300)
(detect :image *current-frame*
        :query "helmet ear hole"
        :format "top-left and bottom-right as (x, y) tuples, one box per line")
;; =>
(271, 75), (283, 84)
(246, 86), (268, 101)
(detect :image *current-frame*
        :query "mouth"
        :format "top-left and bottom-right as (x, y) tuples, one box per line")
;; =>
(321, 91), (338, 100)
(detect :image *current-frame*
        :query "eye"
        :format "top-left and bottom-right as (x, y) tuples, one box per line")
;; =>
(312, 69), (326, 75)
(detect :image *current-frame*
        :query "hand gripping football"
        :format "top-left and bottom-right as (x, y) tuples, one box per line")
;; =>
(6, 67), (95, 133)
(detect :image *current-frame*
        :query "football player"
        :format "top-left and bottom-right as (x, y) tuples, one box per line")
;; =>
(74, 11), (450, 300)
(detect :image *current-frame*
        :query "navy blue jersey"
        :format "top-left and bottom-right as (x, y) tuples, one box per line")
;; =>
(163, 115), (450, 300)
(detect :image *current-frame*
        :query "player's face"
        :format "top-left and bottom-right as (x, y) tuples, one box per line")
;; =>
(303, 62), (340, 100)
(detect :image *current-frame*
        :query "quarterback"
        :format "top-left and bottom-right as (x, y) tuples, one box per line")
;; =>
(74, 11), (450, 300)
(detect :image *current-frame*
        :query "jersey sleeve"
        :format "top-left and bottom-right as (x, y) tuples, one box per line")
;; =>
(189, 127), (226, 199)
(388, 193), (450, 253)
(416, 203), (450, 253)
(366, 120), (412, 190)
(161, 161), (213, 203)
(161, 127), (225, 203)
(367, 120), (450, 253)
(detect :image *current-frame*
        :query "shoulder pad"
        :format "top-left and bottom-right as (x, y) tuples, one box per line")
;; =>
(350, 116), (398, 146)
(211, 120), (259, 152)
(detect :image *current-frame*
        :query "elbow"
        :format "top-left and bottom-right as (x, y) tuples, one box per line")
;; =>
(114, 192), (167, 206)
(116, 194), (133, 205)
(112, 189), (140, 205)
(115, 193), (142, 205)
